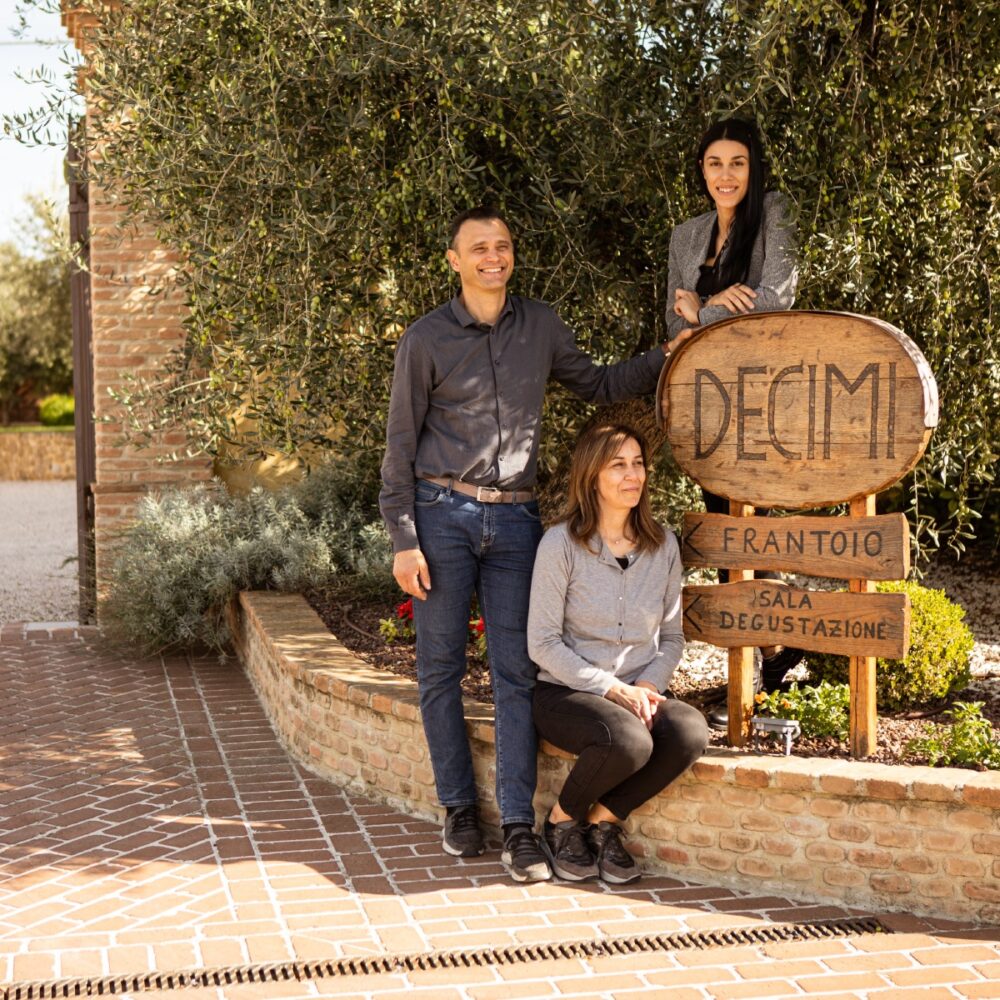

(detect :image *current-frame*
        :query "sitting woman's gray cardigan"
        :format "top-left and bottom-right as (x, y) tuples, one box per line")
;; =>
(666, 190), (798, 340)
(527, 523), (684, 696)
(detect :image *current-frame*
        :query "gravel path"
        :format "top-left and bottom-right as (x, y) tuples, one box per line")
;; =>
(0, 481), (79, 625)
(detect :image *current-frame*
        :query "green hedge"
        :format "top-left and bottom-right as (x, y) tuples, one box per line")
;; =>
(806, 581), (975, 711)
(38, 394), (74, 426)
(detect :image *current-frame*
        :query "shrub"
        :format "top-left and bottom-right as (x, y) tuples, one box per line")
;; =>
(754, 681), (850, 740)
(38, 393), (74, 426)
(806, 581), (974, 711)
(906, 702), (1000, 770)
(103, 461), (393, 653)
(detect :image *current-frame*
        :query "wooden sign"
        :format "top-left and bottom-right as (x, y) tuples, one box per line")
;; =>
(658, 312), (938, 508)
(682, 581), (910, 659)
(681, 512), (909, 579)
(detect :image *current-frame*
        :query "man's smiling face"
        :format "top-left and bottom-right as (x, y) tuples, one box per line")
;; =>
(446, 217), (514, 296)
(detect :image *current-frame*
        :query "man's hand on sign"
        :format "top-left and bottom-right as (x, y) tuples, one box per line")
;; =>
(706, 283), (757, 314)
(393, 548), (432, 600)
(660, 328), (697, 424)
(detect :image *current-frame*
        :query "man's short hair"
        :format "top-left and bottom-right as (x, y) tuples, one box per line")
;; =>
(448, 205), (510, 248)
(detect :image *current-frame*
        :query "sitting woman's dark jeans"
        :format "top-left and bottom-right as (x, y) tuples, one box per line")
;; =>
(532, 681), (710, 823)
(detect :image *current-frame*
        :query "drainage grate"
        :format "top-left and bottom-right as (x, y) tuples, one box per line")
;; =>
(2, 916), (887, 998)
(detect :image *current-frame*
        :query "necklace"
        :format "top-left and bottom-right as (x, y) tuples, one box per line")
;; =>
(601, 532), (634, 546)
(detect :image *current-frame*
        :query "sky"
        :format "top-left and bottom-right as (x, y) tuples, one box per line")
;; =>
(0, 1), (78, 245)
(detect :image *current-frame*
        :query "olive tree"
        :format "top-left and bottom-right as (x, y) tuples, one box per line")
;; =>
(9, 0), (998, 546)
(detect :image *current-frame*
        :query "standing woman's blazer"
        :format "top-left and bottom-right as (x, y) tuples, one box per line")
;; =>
(665, 190), (798, 340)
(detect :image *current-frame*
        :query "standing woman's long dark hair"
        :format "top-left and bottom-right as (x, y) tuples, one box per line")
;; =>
(696, 118), (767, 289)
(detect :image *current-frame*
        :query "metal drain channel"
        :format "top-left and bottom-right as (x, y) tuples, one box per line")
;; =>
(2, 916), (887, 998)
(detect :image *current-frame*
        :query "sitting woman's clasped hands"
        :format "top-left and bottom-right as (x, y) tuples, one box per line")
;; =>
(604, 679), (665, 728)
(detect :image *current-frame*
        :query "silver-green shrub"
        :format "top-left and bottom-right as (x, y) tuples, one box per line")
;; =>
(103, 466), (392, 653)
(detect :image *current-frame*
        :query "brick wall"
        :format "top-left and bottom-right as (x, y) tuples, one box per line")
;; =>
(63, 0), (215, 591)
(231, 590), (1000, 924)
(85, 187), (213, 586)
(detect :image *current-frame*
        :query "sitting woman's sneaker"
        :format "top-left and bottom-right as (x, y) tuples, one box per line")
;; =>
(591, 822), (641, 884)
(544, 819), (598, 881)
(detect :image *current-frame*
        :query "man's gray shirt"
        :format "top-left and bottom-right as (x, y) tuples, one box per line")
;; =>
(379, 294), (665, 552)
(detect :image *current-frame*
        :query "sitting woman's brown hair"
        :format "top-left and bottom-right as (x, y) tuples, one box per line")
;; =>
(563, 423), (665, 554)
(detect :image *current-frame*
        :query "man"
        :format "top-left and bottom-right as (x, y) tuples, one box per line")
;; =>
(379, 206), (680, 882)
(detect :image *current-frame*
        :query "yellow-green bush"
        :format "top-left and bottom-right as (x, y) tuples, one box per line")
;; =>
(38, 393), (74, 426)
(806, 581), (974, 712)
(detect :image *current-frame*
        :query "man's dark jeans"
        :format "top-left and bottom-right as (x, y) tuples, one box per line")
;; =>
(412, 479), (543, 827)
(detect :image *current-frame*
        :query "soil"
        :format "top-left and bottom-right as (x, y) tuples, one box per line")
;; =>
(306, 586), (1000, 770)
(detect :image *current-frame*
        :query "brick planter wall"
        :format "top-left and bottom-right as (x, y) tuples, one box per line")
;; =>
(231, 590), (1000, 923)
(0, 431), (75, 480)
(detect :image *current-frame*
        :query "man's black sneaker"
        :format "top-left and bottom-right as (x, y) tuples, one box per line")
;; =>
(442, 804), (485, 858)
(501, 826), (553, 882)
(761, 646), (805, 690)
(708, 646), (805, 730)
(591, 821), (641, 884)
(544, 819), (598, 881)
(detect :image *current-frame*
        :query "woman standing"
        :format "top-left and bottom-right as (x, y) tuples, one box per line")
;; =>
(528, 424), (709, 883)
(666, 116), (797, 338)
(666, 118), (804, 713)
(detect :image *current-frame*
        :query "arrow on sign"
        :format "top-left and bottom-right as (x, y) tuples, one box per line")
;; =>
(682, 519), (704, 559)
(683, 592), (704, 635)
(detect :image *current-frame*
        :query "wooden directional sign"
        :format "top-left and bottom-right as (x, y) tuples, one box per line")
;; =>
(682, 512), (909, 580)
(658, 312), (938, 508)
(682, 581), (910, 659)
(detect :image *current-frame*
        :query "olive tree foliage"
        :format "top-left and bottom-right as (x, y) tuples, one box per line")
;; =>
(719, 0), (1000, 552)
(10, 0), (998, 546)
(27, 0), (724, 512)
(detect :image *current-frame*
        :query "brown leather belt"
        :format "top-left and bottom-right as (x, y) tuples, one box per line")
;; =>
(423, 476), (534, 504)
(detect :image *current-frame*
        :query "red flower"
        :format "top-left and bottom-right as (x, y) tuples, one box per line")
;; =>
(397, 598), (414, 620)
(473, 617), (485, 634)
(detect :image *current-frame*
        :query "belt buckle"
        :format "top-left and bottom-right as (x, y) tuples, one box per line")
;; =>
(475, 485), (504, 503)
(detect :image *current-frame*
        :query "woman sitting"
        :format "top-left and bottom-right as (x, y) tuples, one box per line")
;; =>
(527, 423), (709, 883)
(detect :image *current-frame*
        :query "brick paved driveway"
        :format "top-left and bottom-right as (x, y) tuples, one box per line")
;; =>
(1, 628), (998, 999)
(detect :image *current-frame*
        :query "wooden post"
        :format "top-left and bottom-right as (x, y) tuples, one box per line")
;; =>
(849, 493), (878, 757)
(727, 499), (756, 747)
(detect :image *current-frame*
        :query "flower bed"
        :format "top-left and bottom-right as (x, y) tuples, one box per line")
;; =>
(309, 592), (1000, 768)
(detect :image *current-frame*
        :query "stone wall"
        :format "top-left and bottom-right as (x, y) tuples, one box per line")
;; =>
(232, 590), (1000, 924)
(0, 431), (75, 480)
